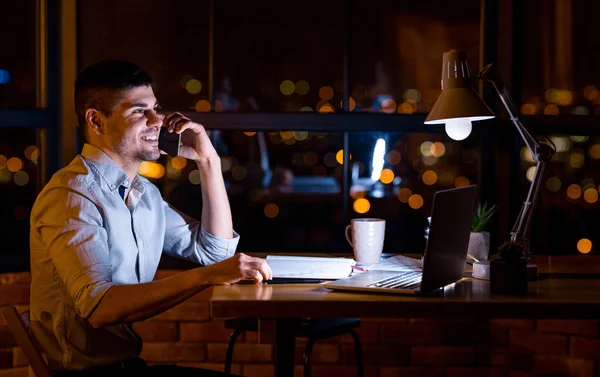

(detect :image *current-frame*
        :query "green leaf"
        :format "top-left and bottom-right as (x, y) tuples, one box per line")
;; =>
(472, 202), (498, 232)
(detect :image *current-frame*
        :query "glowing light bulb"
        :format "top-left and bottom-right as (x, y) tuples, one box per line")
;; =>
(444, 119), (472, 141)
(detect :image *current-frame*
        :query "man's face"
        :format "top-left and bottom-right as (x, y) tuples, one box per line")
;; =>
(103, 85), (162, 163)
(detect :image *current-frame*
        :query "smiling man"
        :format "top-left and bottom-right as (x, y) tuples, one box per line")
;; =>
(29, 60), (271, 376)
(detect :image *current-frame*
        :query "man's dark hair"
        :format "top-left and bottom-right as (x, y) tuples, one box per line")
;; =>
(74, 60), (153, 133)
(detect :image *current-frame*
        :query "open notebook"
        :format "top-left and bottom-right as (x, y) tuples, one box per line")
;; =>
(266, 255), (354, 279)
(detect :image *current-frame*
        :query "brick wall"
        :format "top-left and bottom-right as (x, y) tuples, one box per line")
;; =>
(2, 273), (600, 377)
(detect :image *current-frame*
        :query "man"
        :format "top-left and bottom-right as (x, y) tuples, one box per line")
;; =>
(29, 60), (272, 376)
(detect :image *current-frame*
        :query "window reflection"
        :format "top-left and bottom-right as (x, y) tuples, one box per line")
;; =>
(521, 0), (600, 116)
(0, 0), (37, 108)
(350, 0), (481, 114)
(0, 128), (40, 271)
(161, 130), (345, 253)
(79, 0), (210, 111)
(348, 132), (480, 203)
(347, 132), (480, 253)
(524, 134), (600, 255)
(155, 130), (480, 255)
(214, 0), (345, 113)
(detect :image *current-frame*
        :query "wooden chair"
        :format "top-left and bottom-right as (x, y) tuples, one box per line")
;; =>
(224, 317), (364, 377)
(2, 306), (53, 377)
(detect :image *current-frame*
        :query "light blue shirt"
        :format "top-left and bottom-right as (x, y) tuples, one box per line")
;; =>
(29, 143), (239, 370)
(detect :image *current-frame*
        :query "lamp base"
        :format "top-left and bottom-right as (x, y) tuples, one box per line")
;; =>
(490, 258), (528, 295)
(526, 263), (538, 281)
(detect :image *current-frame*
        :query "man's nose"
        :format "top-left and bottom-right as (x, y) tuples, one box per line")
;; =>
(148, 110), (163, 127)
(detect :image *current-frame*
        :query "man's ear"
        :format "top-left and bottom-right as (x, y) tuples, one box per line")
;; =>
(85, 108), (105, 136)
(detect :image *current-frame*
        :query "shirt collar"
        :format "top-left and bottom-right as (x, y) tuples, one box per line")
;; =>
(81, 143), (134, 191)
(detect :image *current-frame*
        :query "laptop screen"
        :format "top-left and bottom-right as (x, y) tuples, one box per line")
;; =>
(420, 185), (477, 293)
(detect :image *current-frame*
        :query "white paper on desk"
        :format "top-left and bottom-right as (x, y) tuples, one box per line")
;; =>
(359, 254), (423, 272)
(266, 255), (354, 279)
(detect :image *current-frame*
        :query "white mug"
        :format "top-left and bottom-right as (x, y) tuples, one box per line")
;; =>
(345, 218), (386, 264)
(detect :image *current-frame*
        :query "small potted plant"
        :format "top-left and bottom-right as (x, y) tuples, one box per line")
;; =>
(468, 202), (498, 262)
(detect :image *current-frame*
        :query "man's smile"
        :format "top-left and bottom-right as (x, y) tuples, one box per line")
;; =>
(141, 133), (159, 144)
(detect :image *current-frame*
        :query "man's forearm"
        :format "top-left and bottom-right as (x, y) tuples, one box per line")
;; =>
(87, 267), (211, 328)
(196, 157), (233, 238)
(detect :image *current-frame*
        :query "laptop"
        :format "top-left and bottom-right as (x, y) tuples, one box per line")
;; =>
(325, 185), (477, 295)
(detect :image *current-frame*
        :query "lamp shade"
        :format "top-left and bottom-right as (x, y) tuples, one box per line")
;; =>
(424, 50), (495, 124)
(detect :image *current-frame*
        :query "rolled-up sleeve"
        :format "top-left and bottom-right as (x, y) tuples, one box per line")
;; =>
(162, 201), (239, 265)
(32, 186), (114, 318)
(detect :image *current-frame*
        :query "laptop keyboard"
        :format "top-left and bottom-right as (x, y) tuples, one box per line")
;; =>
(368, 271), (423, 289)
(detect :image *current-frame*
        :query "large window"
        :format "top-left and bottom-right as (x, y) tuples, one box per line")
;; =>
(4, 0), (600, 273)
(77, 0), (482, 255)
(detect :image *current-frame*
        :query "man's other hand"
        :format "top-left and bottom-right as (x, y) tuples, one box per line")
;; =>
(204, 253), (272, 284)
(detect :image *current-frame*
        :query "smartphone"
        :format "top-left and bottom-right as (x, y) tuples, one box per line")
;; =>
(158, 127), (181, 157)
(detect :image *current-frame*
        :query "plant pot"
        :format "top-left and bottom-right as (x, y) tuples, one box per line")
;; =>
(468, 231), (490, 262)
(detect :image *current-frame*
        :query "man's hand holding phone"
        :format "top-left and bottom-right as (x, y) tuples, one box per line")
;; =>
(159, 112), (231, 239)
(158, 112), (216, 163)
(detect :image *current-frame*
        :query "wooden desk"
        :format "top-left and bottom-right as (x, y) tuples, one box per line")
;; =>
(207, 274), (600, 376)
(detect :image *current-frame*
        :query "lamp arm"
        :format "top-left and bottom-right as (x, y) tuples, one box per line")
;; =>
(478, 64), (539, 153)
(478, 63), (556, 257)
(509, 159), (549, 256)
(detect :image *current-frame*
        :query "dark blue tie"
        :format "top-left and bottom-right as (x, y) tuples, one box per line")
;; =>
(118, 185), (126, 201)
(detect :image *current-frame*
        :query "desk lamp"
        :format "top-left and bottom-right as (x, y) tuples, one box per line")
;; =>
(424, 50), (556, 278)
